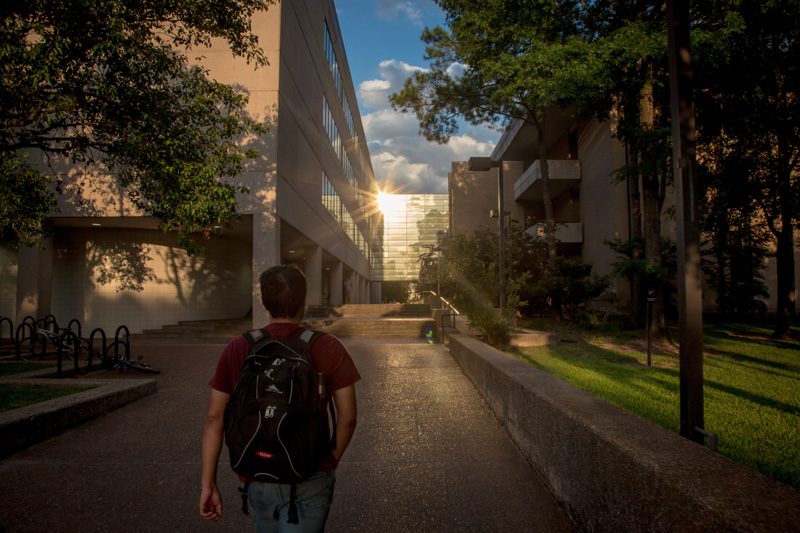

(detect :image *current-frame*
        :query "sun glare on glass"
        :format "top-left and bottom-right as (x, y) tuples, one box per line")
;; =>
(376, 192), (401, 215)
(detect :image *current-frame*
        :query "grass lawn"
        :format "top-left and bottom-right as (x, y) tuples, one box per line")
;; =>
(0, 384), (91, 413)
(0, 362), (90, 413)
(511, 322), (800, 489)
(0, 362), (54, 378)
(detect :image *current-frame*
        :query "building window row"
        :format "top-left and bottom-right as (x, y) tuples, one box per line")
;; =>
(323, 96), (342, 158)
(323, 96), (355, 185)
(324, 22), (342, 100)
(324, 19), (364, 183)
(322, 13), (372, 262)
(322, 172), (342, 226)
(322, 172), (369, 260)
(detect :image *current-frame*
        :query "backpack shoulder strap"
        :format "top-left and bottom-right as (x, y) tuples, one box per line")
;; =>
(243, 328), (272, 352)
(277, 328), (325, 366)
(297, 328), (325, 349)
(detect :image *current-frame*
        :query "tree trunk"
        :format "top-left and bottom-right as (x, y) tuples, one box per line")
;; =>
(639, 70), (669, 338)
(715, 234), (728, 314)
(533, 115), (560, 318)
(534, 120), (558, 271)
(628, 143), (643, 326)
(773, 200), (795, 339)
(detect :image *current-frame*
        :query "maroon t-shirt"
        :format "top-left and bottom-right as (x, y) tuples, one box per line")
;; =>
(209, 323), (361, 395)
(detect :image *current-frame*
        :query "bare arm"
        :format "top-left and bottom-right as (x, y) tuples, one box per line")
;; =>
(331, 384), (357, 463)
(199, 389), (230, 522)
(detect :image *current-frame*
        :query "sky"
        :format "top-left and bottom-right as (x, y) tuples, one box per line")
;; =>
(335, 0), (498, 195)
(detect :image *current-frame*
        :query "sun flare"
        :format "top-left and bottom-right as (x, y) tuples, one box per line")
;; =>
(376, 191), (402, 215)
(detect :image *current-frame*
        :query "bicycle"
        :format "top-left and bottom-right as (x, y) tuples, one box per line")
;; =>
(23, 326), (81, 362)
(27, 325), (159, 375)
(97, 339), (160, 375)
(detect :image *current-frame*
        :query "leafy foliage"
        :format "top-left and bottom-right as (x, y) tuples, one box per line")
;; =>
(524, 257), (611, 318)
(0, 151), (58, 247)
(381, 281), (412, 304)
(693, 0), (800, 336)
(1, 0), (274, 252)
(605, 238), (673, 285)
(426, 223), (608, 345)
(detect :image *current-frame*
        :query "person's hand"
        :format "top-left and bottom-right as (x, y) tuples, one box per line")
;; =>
(200, 484), (223, 522)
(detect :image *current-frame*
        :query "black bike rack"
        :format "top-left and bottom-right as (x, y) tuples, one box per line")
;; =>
(41, 314), (58, 332)
(114, 325), (130, 360)
(84, 327), (107, 374)
(67, 318), (82, 339)
(14, 320), (35, 360)
(2, 315), (135, 378)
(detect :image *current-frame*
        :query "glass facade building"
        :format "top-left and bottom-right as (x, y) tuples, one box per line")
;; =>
(372, 194), (449, 282)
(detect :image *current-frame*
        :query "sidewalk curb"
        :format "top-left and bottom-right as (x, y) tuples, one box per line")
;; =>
(0, 369), (157, 459)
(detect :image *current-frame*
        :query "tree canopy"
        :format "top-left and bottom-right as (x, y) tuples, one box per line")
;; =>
(1, 0), (274, 252)
(693, 0), (800, 336)
(396, 0), (800, 336)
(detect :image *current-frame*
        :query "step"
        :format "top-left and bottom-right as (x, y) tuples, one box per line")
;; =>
(134, 305), (436, 339)
(305, 304), (432, 318)
(136, 318), (251, 339)
(303, 318), (436, 339)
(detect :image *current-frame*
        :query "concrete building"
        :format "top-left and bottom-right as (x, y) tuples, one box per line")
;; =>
(450, 112), (641, 307)
(450, 110), (797, 313)
(0, 0), (380, 333)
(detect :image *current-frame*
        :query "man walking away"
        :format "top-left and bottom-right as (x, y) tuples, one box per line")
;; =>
(200, 264), (360, 531)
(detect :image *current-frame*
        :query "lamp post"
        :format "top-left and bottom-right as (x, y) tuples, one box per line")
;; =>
(667, 0), (704, 444)
(469, 156), (505, 311)
(490, 209), (513, 296)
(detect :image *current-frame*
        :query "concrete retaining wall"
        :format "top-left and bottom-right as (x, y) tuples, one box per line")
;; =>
(0, 376), (157, 459)
(447, 334), (800, 532)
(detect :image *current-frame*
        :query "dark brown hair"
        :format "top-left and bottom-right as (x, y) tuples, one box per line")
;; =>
(259, 264), (307, 319)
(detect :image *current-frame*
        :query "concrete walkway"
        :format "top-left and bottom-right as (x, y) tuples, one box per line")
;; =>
(0, 337), (576, 532)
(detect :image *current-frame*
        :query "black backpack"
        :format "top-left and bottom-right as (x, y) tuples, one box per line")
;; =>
(224, 327), (334, 521)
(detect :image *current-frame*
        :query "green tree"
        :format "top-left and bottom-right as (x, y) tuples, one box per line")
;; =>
(1, 0), (273, 253)
(697, 137), (771, 319)
(694, 0), (800, 338)
(572, 1), (677, 335)
(426, 222), (607, 344)
(392, 1), (679, 330)
(390, 1), (598, 279)
(381, 281), (412, 304)
(433, 228), (522, 345)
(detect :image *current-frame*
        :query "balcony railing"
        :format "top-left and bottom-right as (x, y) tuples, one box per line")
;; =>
(526, 222), (583, 243)
(514, 159), (581, 202)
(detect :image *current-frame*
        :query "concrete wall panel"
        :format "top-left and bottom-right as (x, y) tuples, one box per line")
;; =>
(50, 227), (252, 334)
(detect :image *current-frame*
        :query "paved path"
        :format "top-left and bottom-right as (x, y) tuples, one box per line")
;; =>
(0, 337), (576, 532)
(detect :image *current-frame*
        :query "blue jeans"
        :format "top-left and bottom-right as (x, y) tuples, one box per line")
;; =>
(247, 470), (336, 533)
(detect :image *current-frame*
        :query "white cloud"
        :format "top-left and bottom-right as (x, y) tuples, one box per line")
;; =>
(359, 58), (497, 194)
(446, 62), (467, 79)
(367, 129), (496, 194)
(358, 60), (426, 111)
(362, 108), (420, 139)
(376, 0), (424, 27)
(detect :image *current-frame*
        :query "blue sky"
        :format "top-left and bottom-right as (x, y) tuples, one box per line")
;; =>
(335, 0), (497, 194)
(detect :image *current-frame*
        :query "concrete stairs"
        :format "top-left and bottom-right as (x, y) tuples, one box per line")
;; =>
(304, 304), (435, 339)
(136, 317), (252, 339)
(135, 304), (436, 340)
(304, 304), (431, 318)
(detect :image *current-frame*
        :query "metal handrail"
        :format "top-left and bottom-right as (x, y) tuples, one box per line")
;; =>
(422, 291), (461, 339)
